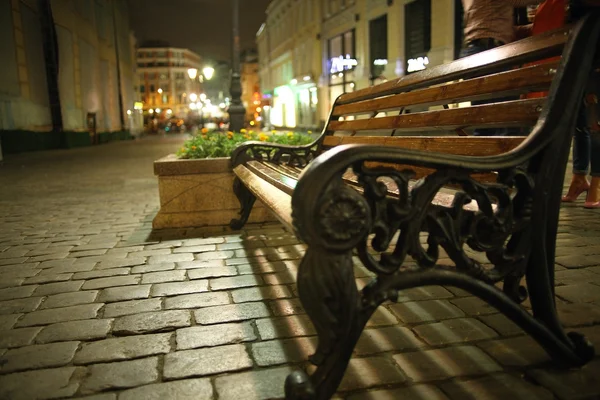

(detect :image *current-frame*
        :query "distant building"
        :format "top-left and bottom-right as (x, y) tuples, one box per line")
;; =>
(0, 0), (138, 155)
(257, 0), (463, 131)
(240, 50), (260, 127)
(136, 46), (203, 120)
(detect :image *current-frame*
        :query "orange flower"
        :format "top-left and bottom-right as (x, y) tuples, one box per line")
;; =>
(258, 133), (268, 142)
(201, 127), (209, 134)
(227, 131), (234, 139)
(191, 146), (197, 150)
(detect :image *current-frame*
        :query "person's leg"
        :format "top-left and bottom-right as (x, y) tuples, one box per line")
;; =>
(585, 129), (600, 206)
(563, 101), (591, 202)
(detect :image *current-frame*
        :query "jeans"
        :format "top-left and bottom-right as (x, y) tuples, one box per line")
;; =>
(572, 100), (600, 176)
(459, 42), (521, 136)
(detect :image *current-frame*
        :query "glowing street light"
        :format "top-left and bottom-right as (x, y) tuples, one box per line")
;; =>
(189, 93), (198, 102)
(187, 68), (198, 80)
(202, 66), (215, 80)
(199, 93), (207, 102)
(157, 88), (163, 94)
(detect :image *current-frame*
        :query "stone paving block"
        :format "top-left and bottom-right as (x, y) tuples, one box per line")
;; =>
(38, 258), (77, 269)
(0, 326), (42, 348)
(36, 319), (113, 344)
(81, 275), (141, 290)
(0, 313), (21, 330)
(141, 270), (186, 284)
(194, 302), (270, 324)
(338, 356), (407, 392)
(112, 309), (191, 335)
(151, 280), (208, 296)
(69, 249), (108, 258)
(0, 265), (40, 279)
(396, 286), (455, 302)
(147, 254), (193, 264)
(236, 261), (290, 275)
(99, 284), (151, 302)
(176, 322), (257, 350)
(0, 341), (80, 373)
(366, 307), (400, 327)
(214, 366), (294, 400)
(556, 283), (600, 303)
(23, 273), (72, 285)
(182, 237), (225, 246)
(251, 336), (317, 366)
(27, 246), (74, 256)
(176, 260), (226, 269)
(80, 357), (159, 394)
(164, 292), (230, 309)
(126, 249), (172, 257)
(232, 285), (292, 303)
(0, 366), (80, 400)
(355, 326), (426, 355)
(210, 275), (264, 290)
(33, 280), (84, 296)
(0, 257), (29, 266)
(118, 378), (213, 400)
(256, 314), (317, 340)
(131, 262), (175, 273)
(72, 267), (131, 280)
(0, 285), (37, 301)
(477, 336), (550, 367)
(556, 255), (600, 269)
(163, 344), (252, 379)
(195, 250), (234, 261)
(270, 298), (305, 316)
(40, 262), (97, 275)
(0, 248), (30, 258)
(95, 258), (146, 270)
(347, 384), (449, 400)
(413, 317), (498, 346)
(555, 269), (600, 285)
(71, 241), (119, 251)
(74, 332), (172, 364)
(75, 255), (128, 265)
(103, 298), (162, 317)
(29, 252), (70, 263)
(187, 266), (238, 279)
(526, 359), (600, 400)
(174, 244), (217, 253)
(40, 290), (99, 309)
(478, 313), (524, 336)
(145, 242), (182, 250)
(72, 393), (117, 400)
(440, 373), (554, 400)
(450, 297), (499, 316)
(225, 256), (267, 266)
(0, 297), (43, 315)
(393, 346), (502, 382)
(0, 277), (24, 289)
(16, 303), (103, 327)
(557, 302), (600, 327)
(262, 271), (297, 285)
(389, 299), (465, 324)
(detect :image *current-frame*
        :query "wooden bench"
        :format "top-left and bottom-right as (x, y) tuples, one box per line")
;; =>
(230, 14), (600, 400)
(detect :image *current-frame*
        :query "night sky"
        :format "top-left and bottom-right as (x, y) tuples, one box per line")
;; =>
(127, 0), (272, 64)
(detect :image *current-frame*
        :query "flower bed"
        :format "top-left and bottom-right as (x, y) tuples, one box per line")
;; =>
(153, 129), (313, 229)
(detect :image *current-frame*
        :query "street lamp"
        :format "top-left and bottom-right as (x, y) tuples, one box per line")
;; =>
(203, 66), (215, 80)
(157, 88), (163, 94)
(187, 68), (198, 80)
(189, 93), (198, 102)
(229, 0), (246, 132)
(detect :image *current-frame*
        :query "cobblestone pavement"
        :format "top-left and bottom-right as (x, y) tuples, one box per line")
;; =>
(0, 136), (599, 400)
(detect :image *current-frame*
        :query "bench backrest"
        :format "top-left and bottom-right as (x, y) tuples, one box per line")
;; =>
(317, 25), (572, 157)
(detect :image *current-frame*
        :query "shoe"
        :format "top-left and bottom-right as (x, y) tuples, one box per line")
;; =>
(561, 182), (590, 202)
(584, 201), (600, 209)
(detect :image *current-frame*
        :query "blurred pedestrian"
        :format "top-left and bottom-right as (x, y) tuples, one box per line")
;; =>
(461, 0), (543, 136)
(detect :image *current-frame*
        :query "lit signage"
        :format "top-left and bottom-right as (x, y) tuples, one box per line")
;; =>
(407, 56), (429, 73)
(133, 102), (143, 110)
(373, 59), (388, 66)
(330, 55), (358, 74)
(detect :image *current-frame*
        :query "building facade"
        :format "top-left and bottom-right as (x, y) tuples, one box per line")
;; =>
(257, 0), (463, 130)
(240, 50), (261, 127)
(0, 0), (138, 155)
(136, 46), (203, 120)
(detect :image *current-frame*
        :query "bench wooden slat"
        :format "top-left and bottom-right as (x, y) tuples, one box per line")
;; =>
(328, 98), (544, 132)
(336, 26), (570, 105)
(322, 136), (526, 155)
(332, 62), (558, 117)
(233, 164), (294, 230)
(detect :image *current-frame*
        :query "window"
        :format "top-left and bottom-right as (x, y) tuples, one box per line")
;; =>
(150, 84), (155, 92)
(140, 85), (145, 93)
(405, 0), (432, 73)
(159, 73), (168, 80)
(369, 14), (388, 83)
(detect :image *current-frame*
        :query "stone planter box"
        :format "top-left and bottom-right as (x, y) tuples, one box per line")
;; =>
(153, 155), (276, 229)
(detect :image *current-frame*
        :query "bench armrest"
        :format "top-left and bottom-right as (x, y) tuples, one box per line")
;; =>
(230, 139), (320, 168)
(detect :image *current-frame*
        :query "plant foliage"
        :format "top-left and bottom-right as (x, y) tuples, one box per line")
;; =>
(177, 129), (314, 159)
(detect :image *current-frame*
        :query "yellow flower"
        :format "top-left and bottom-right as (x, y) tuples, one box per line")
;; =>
(227, 131), (234, 139)
(227, 131), (234, 135)
(271, 130), (277, 134)
(201, 127), (209, 134)
(191, 145), (197, 150)
(287, 132), (293, 138)
(240, 128), (247, 133)
(258, 133), (268, 142)
(180, 147), (185, 152)
(307, 130), (313, 134)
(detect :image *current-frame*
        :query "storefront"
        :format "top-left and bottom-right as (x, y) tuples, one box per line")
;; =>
(271, 85), (296, 128)
(327, 29), (356, 109)
(293, 77), (318, 129)
(404, 0), (432, 74)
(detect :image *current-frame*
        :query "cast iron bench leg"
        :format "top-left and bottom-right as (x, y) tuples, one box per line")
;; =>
(230, 176), (256, 230)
